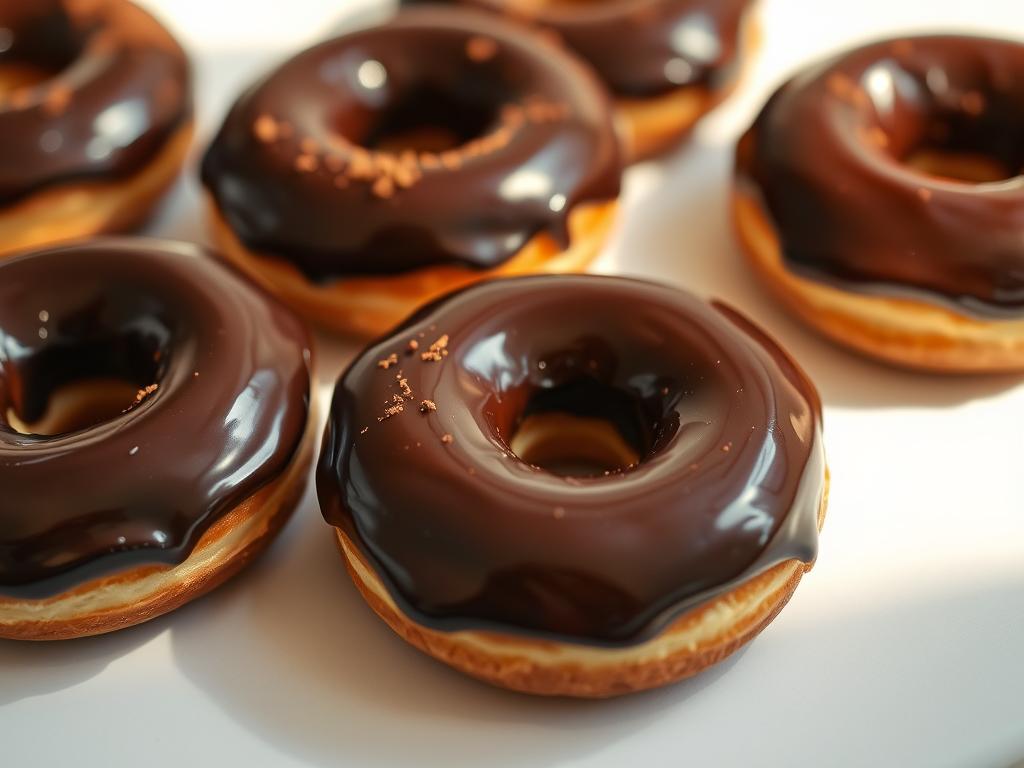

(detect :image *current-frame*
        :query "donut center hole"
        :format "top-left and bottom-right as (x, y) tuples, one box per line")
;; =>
(508, 379), (651, 478)
(1, 330), (168, 438)
(899, 95), (1024, 183)
(904, 146), (1015, 183)
(0, 7), (84, 99)
(340, 76), (506, 153)
(6, 378), (149, 436)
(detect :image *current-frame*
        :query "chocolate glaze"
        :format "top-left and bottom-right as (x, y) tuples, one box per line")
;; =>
(736, 35), (1024, 318)
(201, 6), (621, 280)
(408, 0), (754, 98)
(0, 239), (310, 599)
(0, 0), (191, 206)
(318, 276), (825, 646)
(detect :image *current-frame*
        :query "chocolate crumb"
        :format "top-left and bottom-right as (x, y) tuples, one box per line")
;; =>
(420, 399), (437, 413)
(372, 175), (395, 199)
(421, 334), (450, 362)
(396, 374), (412, 397)
(253, 114), (279, 143)
(407, 339), (420, 352)
(360, 427), (369, 434)
(295, 153), (318, 173)
(377, 353), (398, 369)
(441, 433), (454, 444)
(466, 35), (498, 62)
(133, 383), (159, 404)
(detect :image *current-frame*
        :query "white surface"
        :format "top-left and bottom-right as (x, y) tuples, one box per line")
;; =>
(3, 1), (1024, 766)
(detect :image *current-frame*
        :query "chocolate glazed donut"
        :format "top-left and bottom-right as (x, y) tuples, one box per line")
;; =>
(202, 6), (622, 337)
(735, 35), (1024, 372)
(318, 276), (828, 697)
(0, 239), (312, 640)
(0, 0), (193, 256)
(409, 0), (759, 159)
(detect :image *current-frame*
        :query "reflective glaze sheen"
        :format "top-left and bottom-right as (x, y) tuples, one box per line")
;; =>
(0, 0), (191, 205)
(409, 0), (754, 97)
(0, 240), (311, 599)
(318, 276), (825, 646)
(201, 6), (621, 280)
(736, 35), (1024, 318)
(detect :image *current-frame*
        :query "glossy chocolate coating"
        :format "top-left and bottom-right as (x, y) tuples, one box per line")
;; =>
(736, 35), (1024, 318)
(0, 240), (311, 599)
(0, 0), (191, 206)
(201, 6), (621, 280)
(318, 276), (825, 646)
(409, 0), (754, 98)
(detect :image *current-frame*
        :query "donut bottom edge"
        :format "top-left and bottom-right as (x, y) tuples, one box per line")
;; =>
(0, 120), (194, 260)
(616, 8), (762, 163)
(733, 189), (1024, 373)
(0, 396), (317, 641)
(332, 469), (828, 699)
(205, 196), (618, 339)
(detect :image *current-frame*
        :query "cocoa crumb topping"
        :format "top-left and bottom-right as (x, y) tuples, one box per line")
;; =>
(441, 433), (454, 444)
(466, 35), (498, 62)
(295, 153), (318, 172)
(360, 426), (369, 434)
(372, 175), (395, 199)
(420, 399), (437, 413)
(133, 383), (159, 404)
(396, 374), (413, 397)
(378, 353), (398, 369)
(407, 339), (419, 352)
(253, 114), (279, 142)
(421, 334), (450, 362)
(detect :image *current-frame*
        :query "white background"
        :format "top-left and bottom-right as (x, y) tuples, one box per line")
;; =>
(3, 1), (1024, 766)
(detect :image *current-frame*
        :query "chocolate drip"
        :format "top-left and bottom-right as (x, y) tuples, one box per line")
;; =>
(0, 240), (310, 598)
(736, 35), (1024, 318)
(409, 0), (754, 97)
(0, 0), (191, 205)
(318, 276), (825, 646)
(201, 6), (621, 280)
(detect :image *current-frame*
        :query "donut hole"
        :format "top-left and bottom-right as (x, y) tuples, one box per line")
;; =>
(0, 7), (83, 98)
(885, 72), (1024, 183)
(336, 69), (510, 153)
(507, 378), (656, 478)
(0, 316), (171, 438)
(902, 113), (1022, 183)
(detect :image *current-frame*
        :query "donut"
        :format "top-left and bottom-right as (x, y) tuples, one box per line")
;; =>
(318, 275), (828, 697)
(201, 6), (622, 338)
(735, 35), (1024, 373)
(408, 0), (759, 160)
(0, 0), (192, 257)
(0, 239), (312, 641)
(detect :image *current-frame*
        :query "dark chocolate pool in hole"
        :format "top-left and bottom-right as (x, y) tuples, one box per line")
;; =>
(507, 377), (651, 477)
(1, 300), (170, 438)
(335, 61), (514, 153)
